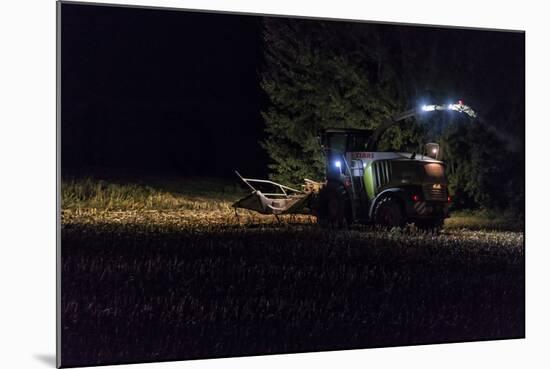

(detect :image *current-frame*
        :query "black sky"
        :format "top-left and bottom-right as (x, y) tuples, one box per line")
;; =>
(61, 3), (524, 179)
(61, 3), (267, 177)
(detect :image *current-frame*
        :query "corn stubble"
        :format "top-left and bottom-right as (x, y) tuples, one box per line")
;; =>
(60, 179), (524, 367)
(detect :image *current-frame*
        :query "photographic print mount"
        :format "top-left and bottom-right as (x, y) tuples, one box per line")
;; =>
(58, 1), (524, 367)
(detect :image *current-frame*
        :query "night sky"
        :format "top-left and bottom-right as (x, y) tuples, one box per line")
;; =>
(61, 3), (524, 179)
(61, 3), (267, 177)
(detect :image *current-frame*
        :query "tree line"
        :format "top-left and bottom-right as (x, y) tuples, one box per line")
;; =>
(260, 18), (524, 213)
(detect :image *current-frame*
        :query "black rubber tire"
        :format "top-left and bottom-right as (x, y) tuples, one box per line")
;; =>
(317, 182), (352, 229)
(373, 196), (405, 228)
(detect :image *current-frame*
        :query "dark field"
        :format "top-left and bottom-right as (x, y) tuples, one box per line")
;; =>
(60, 178), (525, 367)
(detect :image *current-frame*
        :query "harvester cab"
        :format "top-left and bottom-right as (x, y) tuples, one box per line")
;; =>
(318, 128), (449, 229)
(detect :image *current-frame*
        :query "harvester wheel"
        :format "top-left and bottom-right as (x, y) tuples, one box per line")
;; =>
(374, 196), (405, 228)
(317, 182), (351, 229)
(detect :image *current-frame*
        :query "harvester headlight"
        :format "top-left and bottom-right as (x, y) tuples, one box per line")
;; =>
(420, 101), (477, 118)
(425, 143), (440, 159)
(335, 161), (341, 168)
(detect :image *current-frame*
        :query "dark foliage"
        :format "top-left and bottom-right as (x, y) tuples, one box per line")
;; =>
(261, 19), (524, 213)
(261, 19), (399, 185)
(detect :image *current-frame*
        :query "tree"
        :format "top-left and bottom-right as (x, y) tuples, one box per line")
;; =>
(260, 19), (402, 185)
(260, 18), (524, 215)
